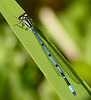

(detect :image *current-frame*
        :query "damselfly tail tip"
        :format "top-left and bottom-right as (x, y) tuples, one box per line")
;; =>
(73, 91), (77, 95)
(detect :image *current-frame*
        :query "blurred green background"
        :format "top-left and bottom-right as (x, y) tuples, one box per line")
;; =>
(0, 0), (91, 100)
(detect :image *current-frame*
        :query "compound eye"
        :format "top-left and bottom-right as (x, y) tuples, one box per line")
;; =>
(24, 13), (28, 17)
(18, 16), (23, 20)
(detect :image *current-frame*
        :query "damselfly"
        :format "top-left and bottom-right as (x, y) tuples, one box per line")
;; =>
(17, 13), (76, 95)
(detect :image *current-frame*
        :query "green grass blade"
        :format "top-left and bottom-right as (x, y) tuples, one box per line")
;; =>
(0, 0), (91, 100)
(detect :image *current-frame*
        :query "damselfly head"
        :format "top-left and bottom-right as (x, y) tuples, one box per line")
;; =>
(18, 13), (28, 20)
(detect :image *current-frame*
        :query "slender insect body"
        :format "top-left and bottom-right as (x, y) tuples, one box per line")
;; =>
(18, 13), (76, 95)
